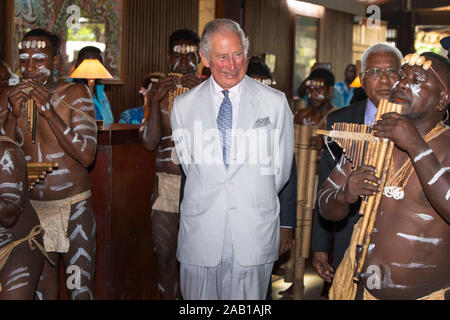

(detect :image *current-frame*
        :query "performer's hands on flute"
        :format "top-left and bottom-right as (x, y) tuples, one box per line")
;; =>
(343, 165), (381, 204)
(372, 112), (424, 154)
(180, 73), (203, 89)
(7, 82), (34, 118)
(20, 79), (55, 119)
(151, 75), (178, 103)
(312, 251), (334, 282)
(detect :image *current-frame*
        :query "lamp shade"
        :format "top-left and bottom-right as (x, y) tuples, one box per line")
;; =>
(70, 59), (113, 80)
(350, 76), (361, 88)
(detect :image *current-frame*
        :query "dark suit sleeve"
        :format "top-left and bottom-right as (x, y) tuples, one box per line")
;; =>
(278, 157), (297, 228)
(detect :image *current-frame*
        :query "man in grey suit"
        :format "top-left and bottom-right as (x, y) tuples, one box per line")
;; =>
(171, 19), (294, 300)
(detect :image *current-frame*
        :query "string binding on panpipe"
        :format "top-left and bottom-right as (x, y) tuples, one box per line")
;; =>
(316, 99), (402, 282)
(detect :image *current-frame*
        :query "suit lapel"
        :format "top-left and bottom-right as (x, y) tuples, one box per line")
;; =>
(236, 76), (258, 132)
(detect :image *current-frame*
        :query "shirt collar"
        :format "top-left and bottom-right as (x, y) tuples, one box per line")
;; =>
(365, 98), (378, 125)
(210, 75), (242, 98)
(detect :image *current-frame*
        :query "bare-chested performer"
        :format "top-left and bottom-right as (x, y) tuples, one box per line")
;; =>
(320, 52), (450, 300)
(139, 29), (203, 299)
(0, 29), (97, 300)
(0, 135), (48, 299)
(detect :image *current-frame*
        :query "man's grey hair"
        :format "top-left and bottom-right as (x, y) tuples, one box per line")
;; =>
(200, 19), (249, 61)
(361, 42), (403, 72)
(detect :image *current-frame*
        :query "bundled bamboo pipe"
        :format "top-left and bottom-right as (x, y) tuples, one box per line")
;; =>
(292, 124), (312, 299)
(284, 125), (304, 283)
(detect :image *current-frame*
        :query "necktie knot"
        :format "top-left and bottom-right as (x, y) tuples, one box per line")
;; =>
(222, 90), (229, 100)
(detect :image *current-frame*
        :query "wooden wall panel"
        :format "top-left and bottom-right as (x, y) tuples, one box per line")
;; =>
(318, 9), (354, 85)
(244, 0), (293, 98)
(107, 0), (199, 120)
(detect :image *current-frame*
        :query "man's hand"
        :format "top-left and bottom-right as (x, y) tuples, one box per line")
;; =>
(279, 227), (293, 256)
(309, 136), (323, 151)
(24, 79), (55, 119)
(372, 112), (424, 153)
(181, 74), (203, 89)
(151, 76), (178, 103)
(7, 83), (32, 118)
(312, 251), (334, 282)
(342, 165), (380, 204)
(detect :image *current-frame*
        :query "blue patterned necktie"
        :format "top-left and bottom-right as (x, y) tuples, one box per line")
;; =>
(217, 90), (233, 166)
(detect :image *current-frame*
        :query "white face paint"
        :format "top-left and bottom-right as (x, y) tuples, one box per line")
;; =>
(392, 80), (400, 89)
(446, 189), (450, 201)
(37, 65), (51, 77)
(32, 53), (48, 60)
(409, 83), (421, 98)
(19, 53), (30, 60)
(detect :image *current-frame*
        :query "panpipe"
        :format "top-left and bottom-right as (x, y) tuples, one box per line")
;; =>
(167, 73), (189, 117)
(27, 162), (58, 190)
(284, 124), (318, 299)
(316, 99), (402, 281)
(21, 86), (37, 143)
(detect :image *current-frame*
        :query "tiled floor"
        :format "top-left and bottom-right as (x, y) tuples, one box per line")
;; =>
(271, 259), (325, 300)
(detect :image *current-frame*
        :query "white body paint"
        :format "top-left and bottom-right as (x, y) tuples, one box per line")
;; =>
(396, 232), (442, 245)
(0, 150), (15, 174)
(414, 213), (434, 221)
(37, 142), (42, 163)
(50, 182), (74, 192)
(50, 168), (70, 176)
(427, 167), (450, 185)
(391, 262), (437, 269)
(46, 152), (65, 161)
(413, 149), (432, 163)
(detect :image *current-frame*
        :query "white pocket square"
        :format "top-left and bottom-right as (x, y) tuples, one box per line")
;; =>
(253, 117), (271, 128)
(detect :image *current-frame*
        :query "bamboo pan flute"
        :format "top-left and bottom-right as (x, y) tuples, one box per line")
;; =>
(316, 99), (402, 281)
(27, 162), (58, 190)
(283, 124), (318, 299)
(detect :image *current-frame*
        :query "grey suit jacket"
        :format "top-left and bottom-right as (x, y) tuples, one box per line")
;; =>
(171, 75), (294, 267)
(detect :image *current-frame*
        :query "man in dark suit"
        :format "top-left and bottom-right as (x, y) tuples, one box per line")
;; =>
(310, 43), (403, 297)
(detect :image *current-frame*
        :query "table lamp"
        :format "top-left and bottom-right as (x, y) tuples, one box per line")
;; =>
(350, 76), (361, 88)
(70, 58), (113, 94)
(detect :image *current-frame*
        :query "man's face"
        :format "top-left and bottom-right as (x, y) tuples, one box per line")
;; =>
(169, 40), (199, 75)
(308, 79), (331, 109)
(19, 36), (56, 84)
(345, 65), (357, 83)
(390, 60), (447, 122)
(200, 30), (248, 90)
(361, 51), (400, 107)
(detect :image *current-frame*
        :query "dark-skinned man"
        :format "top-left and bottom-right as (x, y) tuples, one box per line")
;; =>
(0, 29), (97, 300)
(322, 51), (449, 300)
(311, 43), (403, 298)
(139, 29), (203, 300)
